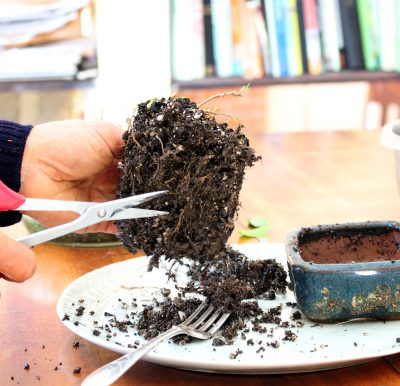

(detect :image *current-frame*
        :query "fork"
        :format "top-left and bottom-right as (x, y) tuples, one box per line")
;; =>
(82, 301), (231, 386)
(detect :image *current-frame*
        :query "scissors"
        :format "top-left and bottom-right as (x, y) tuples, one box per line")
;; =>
(0, 180), (167, 247)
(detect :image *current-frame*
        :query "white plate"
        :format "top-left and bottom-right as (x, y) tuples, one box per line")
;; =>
(57, 242), (400, 374)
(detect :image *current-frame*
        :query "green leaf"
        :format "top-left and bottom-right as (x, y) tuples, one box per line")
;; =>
(147, 97), (158, 109)
(239, 224), (270, 238)
(248, 216), (269, 228)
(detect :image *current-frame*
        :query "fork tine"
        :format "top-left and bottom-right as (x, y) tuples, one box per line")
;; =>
(199, 308), (222, 331)
(181, 301), (208, 326)
(208, 312), (231, 335)
(190, 306), (215, 329)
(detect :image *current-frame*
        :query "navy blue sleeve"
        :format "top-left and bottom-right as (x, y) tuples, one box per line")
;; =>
(0, 120), (33, 227)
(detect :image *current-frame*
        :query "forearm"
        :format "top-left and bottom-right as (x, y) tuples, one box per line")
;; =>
(0, 120), (33, 226)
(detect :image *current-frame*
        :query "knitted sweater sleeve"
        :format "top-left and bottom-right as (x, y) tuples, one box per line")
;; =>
(0, 120), (33, 227)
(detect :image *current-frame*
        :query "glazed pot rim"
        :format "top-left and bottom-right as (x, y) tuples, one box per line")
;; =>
(285, 220), (400, 271)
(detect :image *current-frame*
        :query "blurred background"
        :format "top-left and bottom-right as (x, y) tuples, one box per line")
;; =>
(0, 0), (399, 133)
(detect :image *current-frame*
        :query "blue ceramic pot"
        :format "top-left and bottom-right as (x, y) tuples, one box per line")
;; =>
(286, 221), (400, 323)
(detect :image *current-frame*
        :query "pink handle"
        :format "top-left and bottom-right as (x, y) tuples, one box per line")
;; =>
(0, 180), (26, 211)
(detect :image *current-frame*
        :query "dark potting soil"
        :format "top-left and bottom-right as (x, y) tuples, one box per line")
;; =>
(134, 246), (288, 341)
(185, 246), (288, 311)
(115, 96), (288, 336)
(116, 96), (259, 269)
(298, 226), (400, 264)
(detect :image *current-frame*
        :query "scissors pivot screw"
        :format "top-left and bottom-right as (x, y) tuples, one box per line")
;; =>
(97, 209), (107, 218)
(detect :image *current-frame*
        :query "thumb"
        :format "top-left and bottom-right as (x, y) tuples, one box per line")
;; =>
(0, 231), (36, 282)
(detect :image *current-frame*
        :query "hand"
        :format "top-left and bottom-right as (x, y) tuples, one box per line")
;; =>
(20, 120), (124, 233)
(0, 231), (36, 282)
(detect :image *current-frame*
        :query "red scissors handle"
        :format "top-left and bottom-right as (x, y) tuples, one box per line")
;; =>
(0, 180), (26, 211)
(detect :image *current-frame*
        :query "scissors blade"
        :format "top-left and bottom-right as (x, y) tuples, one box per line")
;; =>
(17, 191), (168, 247)
(111, 208), (168, 220)
(18, 191), (167, 216)
(98, 191), (168, 212)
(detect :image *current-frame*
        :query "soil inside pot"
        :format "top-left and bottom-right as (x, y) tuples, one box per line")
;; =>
(298, 226), (400, 264)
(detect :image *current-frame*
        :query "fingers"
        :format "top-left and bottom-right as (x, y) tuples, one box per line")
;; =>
(0, 232), (36, 282)
(92, 121), (125, 159)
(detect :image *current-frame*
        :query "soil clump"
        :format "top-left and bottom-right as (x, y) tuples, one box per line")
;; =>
(116, 96), (288, 330)
(116, 96), (259, 269)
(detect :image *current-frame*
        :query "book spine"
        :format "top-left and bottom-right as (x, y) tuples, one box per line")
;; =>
(203, 0), (215, 76)
(356, 0), (380, 70)
(247, 0), (271, 76)
(231, 0), (244, 76)
(192, 0), (206, 79)
(273, 0), (289, 76)
(338, 0), (363, 69)
(210, 0), (234, 77)
(264, 0), (281, 77)
(302, 0), (322, 74)
(171, 0), (197, 80)
(379, 0), (396, 71)
(288, 0), (303, 75)
(370, 0), (381, 69)
(395, 0), (400, 71)
(318, 0), (341, 72)
(296, 0), (309, 73)
(334, 0), (345, 67)
(241, 0), (264, 79)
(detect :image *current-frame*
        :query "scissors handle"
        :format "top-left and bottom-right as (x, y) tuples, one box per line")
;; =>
(0, 180), (26, 210)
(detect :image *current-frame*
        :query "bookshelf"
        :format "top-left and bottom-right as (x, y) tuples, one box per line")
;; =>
(174, 71), (400, 89)
(0, 1), (172, 125)
(0, 1), (97, 86)
(0, 0), (98, 124)
(171, 0), (400, 133)
(171, 0), (400, 84)
(0, 77), (96, 93)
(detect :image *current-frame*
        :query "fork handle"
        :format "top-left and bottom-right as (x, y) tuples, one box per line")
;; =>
(82, 326), (181, 386)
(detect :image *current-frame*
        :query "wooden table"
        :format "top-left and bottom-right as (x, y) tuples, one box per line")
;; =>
(2, 130), (400, 385)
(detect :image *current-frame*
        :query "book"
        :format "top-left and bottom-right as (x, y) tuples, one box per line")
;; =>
(334, 0), (345, 68)
(246, 0), (271, 76)
(272, 0), (289, 76)
(338, 0), (363, 69)
(210, 0), (234, 77)
(296, 0), (309, 73)
(395, 0), (400, 71)
(356, 0), (380, 70)
(171, 0), (206, 81)
(318, 0), (341, 72)
(0, 0), (90, 23)
(240, 0), (264, 78)
(379, 0), (396, 71)
(264, 0), (281, 77)
(302, 0), (322, 74)
(192, 0), (206, 78)
(0, 39), (89, 81)
(287, 0), (303, 76)
(231, 0), (245, 76)
(203, 0), (215, 76)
